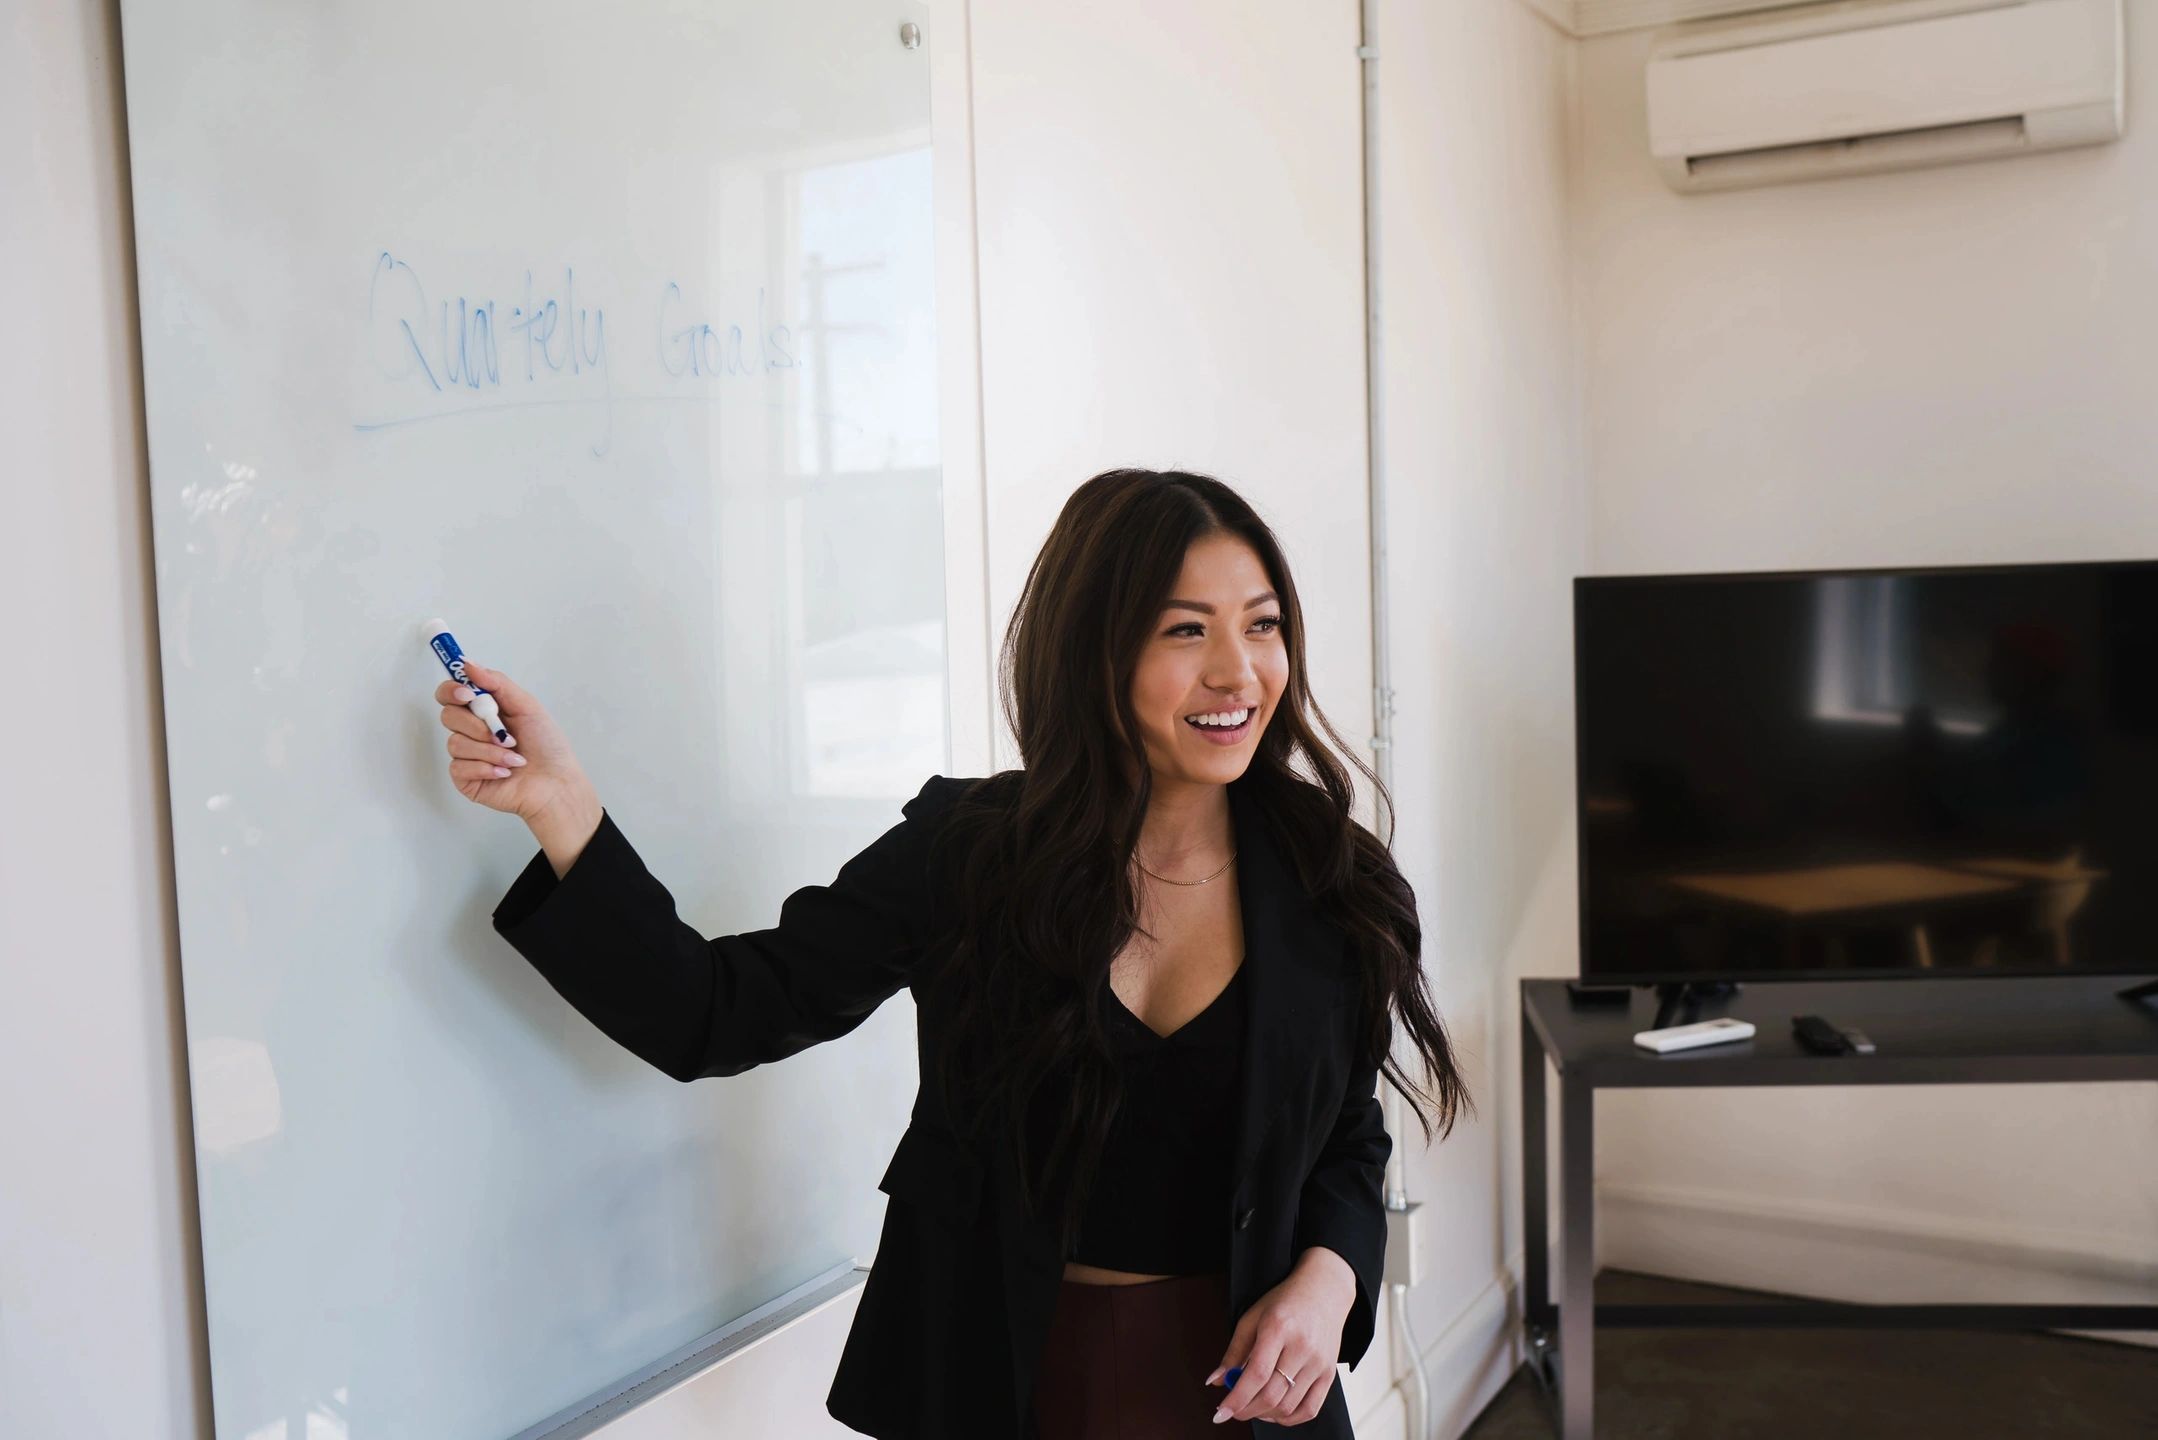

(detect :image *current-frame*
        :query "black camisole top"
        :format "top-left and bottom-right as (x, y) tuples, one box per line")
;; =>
(1065, 963), (1247, 1275)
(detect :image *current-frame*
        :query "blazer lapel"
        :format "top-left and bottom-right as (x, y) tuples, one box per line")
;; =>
(1226, 775), (1351, 1191)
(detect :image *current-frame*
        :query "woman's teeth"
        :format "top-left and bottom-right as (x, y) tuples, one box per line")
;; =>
(1185, 706), (1252, 730)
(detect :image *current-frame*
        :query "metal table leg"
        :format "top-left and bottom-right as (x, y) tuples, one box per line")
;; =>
(1521, 1002), (1551, 1337)
(1558, 1074), (1595, 1440)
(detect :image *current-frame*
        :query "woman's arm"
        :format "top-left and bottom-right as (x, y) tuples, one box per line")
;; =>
(492, 774), (969, 1082)
(529, 781), (605, 880)
(1291, 1053), (1392, 1367)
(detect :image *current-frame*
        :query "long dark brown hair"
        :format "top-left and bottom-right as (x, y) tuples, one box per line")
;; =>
(919, 468), (1472, 1256)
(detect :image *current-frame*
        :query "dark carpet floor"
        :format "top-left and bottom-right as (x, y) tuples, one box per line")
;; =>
(1459, 1270), (2158, 1440)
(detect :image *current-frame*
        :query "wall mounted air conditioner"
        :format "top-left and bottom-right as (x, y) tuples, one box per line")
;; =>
(1646, 0), (2124, 193)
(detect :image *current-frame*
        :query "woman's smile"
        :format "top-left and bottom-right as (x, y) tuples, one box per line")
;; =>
(1183, 704), (1257, 745)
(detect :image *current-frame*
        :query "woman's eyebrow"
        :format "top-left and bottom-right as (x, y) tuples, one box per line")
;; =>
(1162, 591), (1278, 615)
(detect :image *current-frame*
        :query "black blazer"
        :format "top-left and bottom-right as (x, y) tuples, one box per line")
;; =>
(492, 772), (1390, 1440)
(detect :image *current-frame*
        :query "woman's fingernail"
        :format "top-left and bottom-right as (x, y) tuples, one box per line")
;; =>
(492, 767), (510, 778)
(501, 735), (516, 746)
(505, 754), (526, 766)
(1211, 1406), (1228, 1424)
(1204, 1370), (1222, 1386)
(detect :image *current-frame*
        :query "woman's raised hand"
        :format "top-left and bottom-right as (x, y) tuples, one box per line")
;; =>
(433, 661), (593, 827)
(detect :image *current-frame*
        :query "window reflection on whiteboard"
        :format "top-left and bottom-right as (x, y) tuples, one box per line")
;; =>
(785, 145), (943, 797)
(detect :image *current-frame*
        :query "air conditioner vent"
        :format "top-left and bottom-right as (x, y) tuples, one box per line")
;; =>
(1647, 0), (2122, 192)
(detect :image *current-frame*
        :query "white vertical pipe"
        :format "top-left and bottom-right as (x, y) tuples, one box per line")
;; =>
(1357, 1), (1434, 1436)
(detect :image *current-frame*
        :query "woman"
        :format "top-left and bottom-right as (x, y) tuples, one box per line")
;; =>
(435, 468), (1470, 1438)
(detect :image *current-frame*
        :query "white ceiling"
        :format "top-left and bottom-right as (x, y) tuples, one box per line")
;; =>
(1522, 0), (1850, 37)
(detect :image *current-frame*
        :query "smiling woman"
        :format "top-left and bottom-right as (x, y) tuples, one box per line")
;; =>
(903, 466), (1473, 1437)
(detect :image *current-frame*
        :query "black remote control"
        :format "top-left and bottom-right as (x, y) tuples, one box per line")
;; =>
(1792, 1014), (1851, 1054)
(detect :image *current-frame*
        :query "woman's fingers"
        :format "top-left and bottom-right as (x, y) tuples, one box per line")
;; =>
(458, 661), (534, 716)
(1248, 1367), (1295, 1422)
(1285, 1370), (1332, 1424)
(427, 660), (580, 815)
(1213, 1333), (1284, 1423)
(447, 733), (526, 768)
(434, 664), (534, 719)
(437, 695), (518, 746)
(1276, 1365), (1326, 1424)
(1208, 1309), (1255, 1388)
(439, 704), (493, 742)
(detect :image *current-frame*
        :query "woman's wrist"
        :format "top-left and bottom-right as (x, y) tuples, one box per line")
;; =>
(1293, 1245), (1359, 1317)
(528, 781), (604, 879)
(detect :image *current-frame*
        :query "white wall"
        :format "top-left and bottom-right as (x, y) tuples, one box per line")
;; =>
(1366, 1), (1586, 1435)
(967, 0), (1373, 766)
(1575, 20), (2158, 1335)
(1, 1), (209, 1436)
(6, 0), (1589, 1435)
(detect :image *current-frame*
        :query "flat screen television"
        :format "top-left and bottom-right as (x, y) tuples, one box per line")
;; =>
(1574, 558), (2158, 987)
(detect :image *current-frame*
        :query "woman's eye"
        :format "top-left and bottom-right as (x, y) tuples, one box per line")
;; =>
(1167, 616), (1284, 638)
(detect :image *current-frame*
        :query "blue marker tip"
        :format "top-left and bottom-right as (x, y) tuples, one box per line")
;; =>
(1222, 1365), (1242, 1390)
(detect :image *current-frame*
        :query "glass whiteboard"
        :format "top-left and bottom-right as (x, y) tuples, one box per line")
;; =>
(117, 1), (941, 1434)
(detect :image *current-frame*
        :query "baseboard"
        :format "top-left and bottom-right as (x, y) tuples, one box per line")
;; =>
(1598, 1179), (2158, 1350)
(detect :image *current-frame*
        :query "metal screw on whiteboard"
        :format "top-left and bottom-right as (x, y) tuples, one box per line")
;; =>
(899, 21), (922, 50)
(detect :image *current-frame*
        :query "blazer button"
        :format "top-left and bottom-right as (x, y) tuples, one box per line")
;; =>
(1235, 1206), (1255, 1231)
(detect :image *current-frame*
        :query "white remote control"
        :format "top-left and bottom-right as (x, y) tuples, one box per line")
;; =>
(1633, 1016), (1756, 1053)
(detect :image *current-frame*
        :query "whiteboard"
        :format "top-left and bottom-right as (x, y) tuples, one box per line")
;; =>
(116, 1), (942, 1435)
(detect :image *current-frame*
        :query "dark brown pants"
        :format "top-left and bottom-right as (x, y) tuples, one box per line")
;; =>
(1030, 1272), (1254, 1439)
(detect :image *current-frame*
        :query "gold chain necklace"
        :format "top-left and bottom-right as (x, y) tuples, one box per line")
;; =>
(1133, 849), (1237, 886)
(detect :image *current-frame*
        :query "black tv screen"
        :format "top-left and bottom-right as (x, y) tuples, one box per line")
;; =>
(1574, 559), (2158, 984)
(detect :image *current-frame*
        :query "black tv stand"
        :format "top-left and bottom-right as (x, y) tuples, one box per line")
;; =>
(1651, 979), (1742, 1030)
(2121, 977), (2158, 1005)
(1519, 975), (2158, 1439)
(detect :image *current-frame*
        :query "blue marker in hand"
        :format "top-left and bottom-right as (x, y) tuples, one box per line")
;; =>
(423, 619), (512, 744)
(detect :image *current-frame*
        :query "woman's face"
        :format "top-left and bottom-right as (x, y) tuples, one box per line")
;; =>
(1129, 533), (1289, 788)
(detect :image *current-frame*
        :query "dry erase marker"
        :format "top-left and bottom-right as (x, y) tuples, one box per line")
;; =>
(422, 619), (512, 744)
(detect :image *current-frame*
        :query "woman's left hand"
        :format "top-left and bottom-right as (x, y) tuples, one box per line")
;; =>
(1204, 1247), (1358, 1426)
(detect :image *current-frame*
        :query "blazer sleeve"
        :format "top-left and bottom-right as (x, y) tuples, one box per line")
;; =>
(1292, 1051), (1392, 1370)
(490, 774), (968, 1083)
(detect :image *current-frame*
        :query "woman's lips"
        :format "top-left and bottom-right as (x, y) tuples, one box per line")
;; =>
(1184, 707), (1254, 745)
